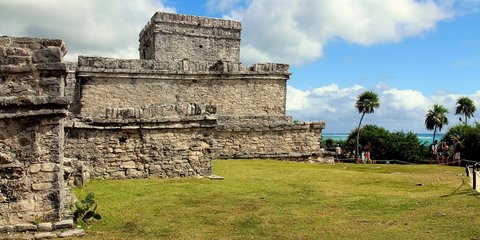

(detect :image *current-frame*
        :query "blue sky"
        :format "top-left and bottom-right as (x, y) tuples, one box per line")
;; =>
(1, 0), (479, 133)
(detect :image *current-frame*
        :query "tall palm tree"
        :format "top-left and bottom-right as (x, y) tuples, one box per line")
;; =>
(355, 91), (380, 161)
(455, 96), (476, 125)
(425, 104), (449, 143)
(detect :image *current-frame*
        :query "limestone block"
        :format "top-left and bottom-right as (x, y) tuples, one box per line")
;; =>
(32, 48), (62, 63)
(113, 148), (125, 153)
(58, 229), (85, 238)
(32, 182), (53, 191)
(30, 164), (42, 174)
(35, 232), (57, 239)
(34, 172), (56, 182)
(121, 161), (136, 169)
(37, 222), (53, 231)
(41, 163), (57, 172)
(111, 171), (126, 178)
(54, 219), (73, 230)
(1, 225), (15, 233)
(15, 223), (37, 232)
(126, 169), (144, 178)
(148, 165), (162, 174)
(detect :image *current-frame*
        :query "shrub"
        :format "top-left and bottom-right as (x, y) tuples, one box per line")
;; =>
(443, 123), (480, 161)
(346, 124), (427, 162)
(386, 131), (424, 163)
(72, 192), (102, 228)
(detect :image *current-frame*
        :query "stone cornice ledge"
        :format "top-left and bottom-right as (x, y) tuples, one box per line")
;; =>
(76, 56), (291, 78)
(66, 115), (217, 130)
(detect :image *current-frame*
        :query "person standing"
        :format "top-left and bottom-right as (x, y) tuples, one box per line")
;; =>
(364, 142), (372, 163)
(441, 141), (449, 165)
(335, 144), (342, 162)
(430, 140), (439, 164)
(453, 138), (462, 166)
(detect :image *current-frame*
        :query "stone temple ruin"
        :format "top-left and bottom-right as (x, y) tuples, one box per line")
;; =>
(0, 12), (330, 234)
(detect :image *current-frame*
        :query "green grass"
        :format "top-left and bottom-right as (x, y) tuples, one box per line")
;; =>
(73, 160), (480, 239)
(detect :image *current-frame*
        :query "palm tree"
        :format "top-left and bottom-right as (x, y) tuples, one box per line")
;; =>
(455, 96), (476, 125)
(355, 91), (380, 161)
(425, 104), (449, 143)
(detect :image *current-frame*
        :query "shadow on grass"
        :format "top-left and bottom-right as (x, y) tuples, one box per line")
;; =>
(440, 189), (480, 198)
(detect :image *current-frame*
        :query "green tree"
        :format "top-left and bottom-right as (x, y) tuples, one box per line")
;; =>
(347, 125), (389, 160)
(443, 123), (480, 160)
(425, 104), (449, 144)
(347, 125), (426, 162)
(355, 91), (380, 161)
(455, 96), (476, 125)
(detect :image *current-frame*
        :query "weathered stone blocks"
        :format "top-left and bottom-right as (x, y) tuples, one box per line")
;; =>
(0, 37), (68, 227)
(139, 12), (241, 62)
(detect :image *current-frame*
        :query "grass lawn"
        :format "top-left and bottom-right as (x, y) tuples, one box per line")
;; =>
(73, 160), (480, 239)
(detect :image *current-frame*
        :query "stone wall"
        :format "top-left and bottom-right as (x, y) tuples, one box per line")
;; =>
(139, 12), (241, 62)
(0, 36), (68, 226)
(0, 117), (65, 225)
(75, 57), (289, 118)
(215, 121), (328, 161)
(64, 119), (215, 180)
(63, 118), (330, 181)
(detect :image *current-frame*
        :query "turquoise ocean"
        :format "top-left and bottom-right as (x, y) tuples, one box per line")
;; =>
(323, 133), (444, 145)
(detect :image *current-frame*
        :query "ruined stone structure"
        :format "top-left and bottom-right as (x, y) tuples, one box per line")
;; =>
(0, 37), (80, 237)
(0, 12), (330, 234)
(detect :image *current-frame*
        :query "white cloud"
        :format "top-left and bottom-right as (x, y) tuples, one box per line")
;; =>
(225, 0), (452, 65)
(287, 84), (480, 133)
(0, 0), (175, 61)
(382, 89), (431, 112)
(207, 0), (242, 12)
(286, 86), (311, 111)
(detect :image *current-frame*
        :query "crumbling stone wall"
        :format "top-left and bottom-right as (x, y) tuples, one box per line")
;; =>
(76, 57), (288, 118)
(0, 117), (65, 225)
(64, 118), (215, 180)
(0, 37), (68, 226)
(139, 12), (241, 62)
(215, 121), (326, 160)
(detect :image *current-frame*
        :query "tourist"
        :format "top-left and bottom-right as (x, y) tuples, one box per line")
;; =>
(441, 141), (449, 165)
(429, 140), (439, 164)
(364, 142), (372, 163)
(335, 144), (342, 162)
(362, 142), (371, 163)
(364, 150), (371, 163)
(453, 138), (462, 166)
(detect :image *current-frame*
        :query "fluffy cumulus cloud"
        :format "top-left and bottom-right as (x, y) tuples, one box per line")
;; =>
(224, 0), (452, 65)
(287, 84), (480, 133)
(0, 0), (175, 61)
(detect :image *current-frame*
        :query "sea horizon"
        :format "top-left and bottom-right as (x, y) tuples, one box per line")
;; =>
(323, 132), (444, 145)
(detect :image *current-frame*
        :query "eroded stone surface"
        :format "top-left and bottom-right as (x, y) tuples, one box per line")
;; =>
(0, 37), (67, 226)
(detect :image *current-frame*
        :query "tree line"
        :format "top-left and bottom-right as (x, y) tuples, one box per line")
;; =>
(322, 91), (479, 163)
